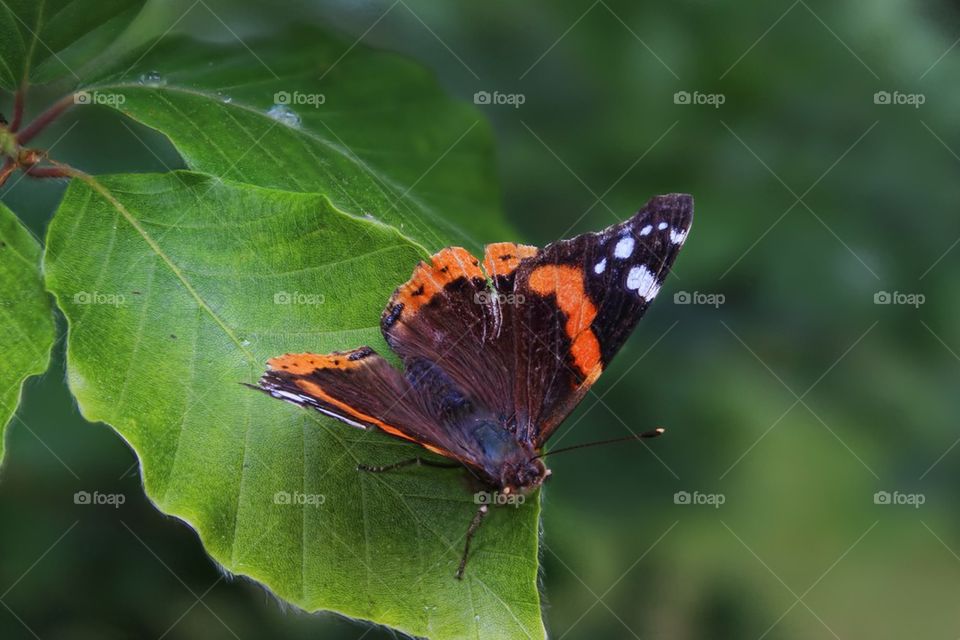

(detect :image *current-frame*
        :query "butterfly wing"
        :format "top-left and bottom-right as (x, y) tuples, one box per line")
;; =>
(378, 245), (556, 483)
(509, 193), (693, 446)
(257, 347), (480, 467)
(381, 246), (521, 426)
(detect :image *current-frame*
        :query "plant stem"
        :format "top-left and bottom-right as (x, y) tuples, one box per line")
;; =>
(10, 84), (26, 132)
(16, 94), (74, 145)
(44, 158), (83, 180)
(0, 159), (15, 188)
(24, 166), (72, 179)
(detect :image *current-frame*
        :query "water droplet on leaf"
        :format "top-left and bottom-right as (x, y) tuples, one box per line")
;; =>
(139, 71), (166, 87)
(267, 104), (301, 127)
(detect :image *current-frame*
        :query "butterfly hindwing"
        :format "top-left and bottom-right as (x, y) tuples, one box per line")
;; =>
(258, 347), (474, 464)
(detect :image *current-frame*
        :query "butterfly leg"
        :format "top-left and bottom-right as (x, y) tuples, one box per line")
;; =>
(455, 504), (490, 580)
(357, 457), (461, 473)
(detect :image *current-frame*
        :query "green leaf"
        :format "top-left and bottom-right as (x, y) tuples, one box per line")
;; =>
(0, 202), (55, 464)
(0, 0), (147, 90)
(80, 28), (509, 252)
(44, 172), (544, 640)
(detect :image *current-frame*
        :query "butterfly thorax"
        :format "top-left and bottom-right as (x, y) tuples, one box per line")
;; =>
(464, 418), (547, 492)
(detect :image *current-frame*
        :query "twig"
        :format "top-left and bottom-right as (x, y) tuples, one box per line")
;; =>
(0, 158), (14, 188)
(43, 157), (83, 180)
(16, 94), (74, 145)
(10, 83), (26, 132)
(24, 165), (72, 179)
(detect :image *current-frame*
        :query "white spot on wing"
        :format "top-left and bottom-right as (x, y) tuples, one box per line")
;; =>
(594, 258), (607, 274)
(639, 224), (653, 236)
(657, 222), (669, 230)
(626, 265), (660, 299)
(270, 387), (370, 430)
(670, 228), (687, 244)
(613, 236), (635, 258)
(272, 389), (310, 404)
(313, 406), (368, 430)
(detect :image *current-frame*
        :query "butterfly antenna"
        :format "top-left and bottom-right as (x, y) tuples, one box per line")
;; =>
(531, 428), (665, 461)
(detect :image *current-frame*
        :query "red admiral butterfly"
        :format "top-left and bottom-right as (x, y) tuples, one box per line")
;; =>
(254, 193), (693, 578)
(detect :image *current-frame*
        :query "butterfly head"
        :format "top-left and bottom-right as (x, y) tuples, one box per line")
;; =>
(499, 456), (549, 495)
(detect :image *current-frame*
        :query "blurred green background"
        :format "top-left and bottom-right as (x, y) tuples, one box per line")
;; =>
(3, 0), (960, 638)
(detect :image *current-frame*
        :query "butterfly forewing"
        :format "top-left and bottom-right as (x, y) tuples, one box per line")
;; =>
(380, 246), (515, 422)
(509, 193), (693, 446)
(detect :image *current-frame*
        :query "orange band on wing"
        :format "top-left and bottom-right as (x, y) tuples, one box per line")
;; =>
(268, 348), (373, 375)
(421, 443), (450, 456)
(292, 379), (458, 459)
(483, 242), (539, 279)
(292, 378), (420, 443)
(392, 247), (483, 316)
(527, 264), (601, 377)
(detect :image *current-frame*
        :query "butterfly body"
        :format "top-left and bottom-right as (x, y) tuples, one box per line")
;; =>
(255, 193), (693, 575)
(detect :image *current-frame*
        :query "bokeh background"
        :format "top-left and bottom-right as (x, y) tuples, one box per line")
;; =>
(3, 1), (960, 638)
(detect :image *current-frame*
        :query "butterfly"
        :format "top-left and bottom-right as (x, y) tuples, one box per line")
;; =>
(253, 193), (693, 578)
